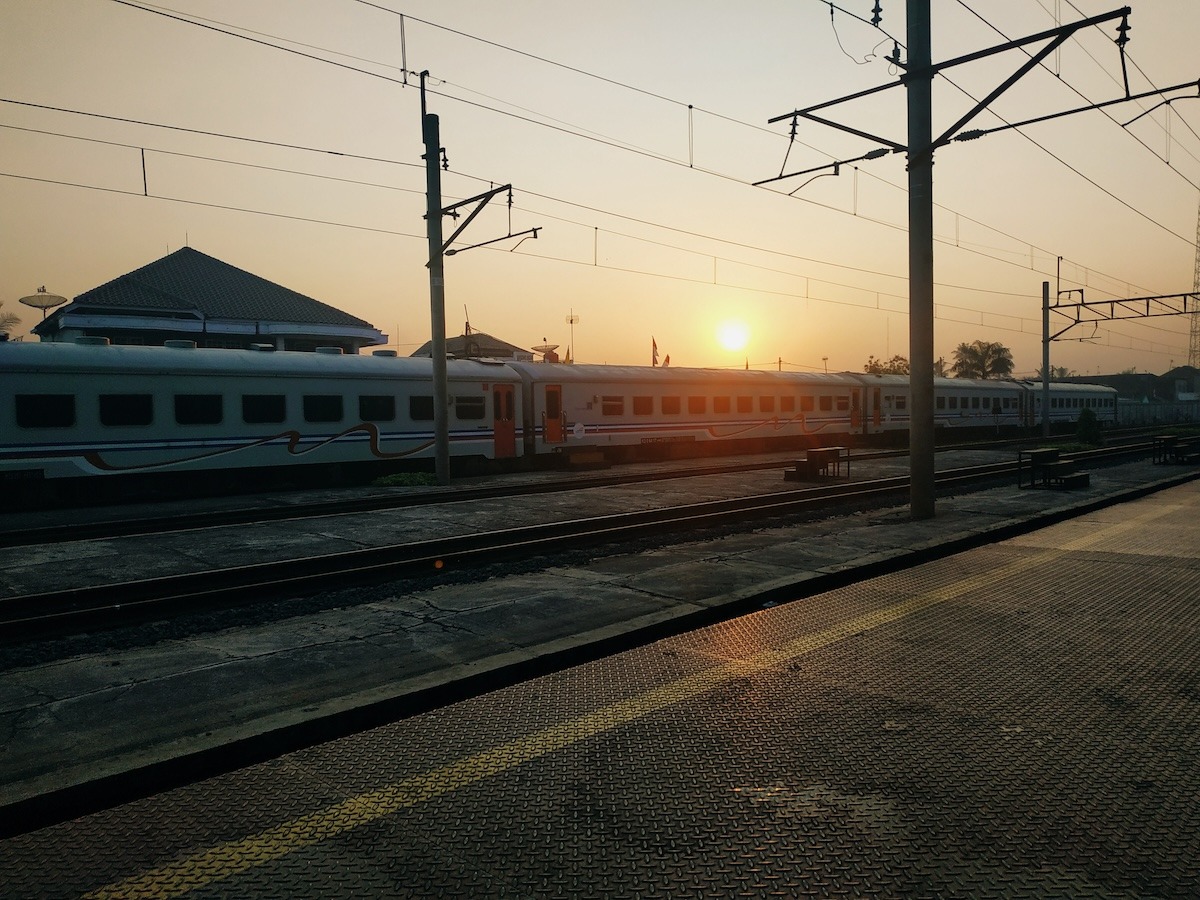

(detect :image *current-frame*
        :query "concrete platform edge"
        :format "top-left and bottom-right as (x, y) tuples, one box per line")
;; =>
(4, 468), (1198, 839)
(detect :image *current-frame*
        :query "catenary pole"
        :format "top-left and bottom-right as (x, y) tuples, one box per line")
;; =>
(1042, 281), (1052, 438)
(907, 0), (935, 520)
(422, 75), (451, 485)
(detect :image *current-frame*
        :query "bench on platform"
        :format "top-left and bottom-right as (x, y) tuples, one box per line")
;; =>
(784, 446), (849, 482)
(1038, 459), (1090, 490)
(1018, 448), (1089, 490)
(1017, 447), (1059, 488)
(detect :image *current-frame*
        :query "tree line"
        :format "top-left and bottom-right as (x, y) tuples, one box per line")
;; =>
(865, 340), (1023, 379)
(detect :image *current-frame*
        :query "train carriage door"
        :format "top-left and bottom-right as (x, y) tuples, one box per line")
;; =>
(872, 388), (882, 429)
(851, 389), (863, 434)
(493, 384), (516, 458)
(543, 384), (564, 443)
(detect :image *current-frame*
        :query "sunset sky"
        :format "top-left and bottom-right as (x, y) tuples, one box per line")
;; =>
(3, 1), (1199, 377)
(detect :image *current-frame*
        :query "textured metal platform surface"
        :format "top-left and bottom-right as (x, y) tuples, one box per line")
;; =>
(3, 482), (1198, 898)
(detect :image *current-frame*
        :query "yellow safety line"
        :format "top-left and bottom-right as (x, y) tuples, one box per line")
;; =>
(83, 498), (1181, 899)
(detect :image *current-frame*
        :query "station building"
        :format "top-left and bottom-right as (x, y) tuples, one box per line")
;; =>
(31, 247), (388, 354)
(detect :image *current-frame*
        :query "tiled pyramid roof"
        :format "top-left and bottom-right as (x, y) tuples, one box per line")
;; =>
(72, 247), (371, 327)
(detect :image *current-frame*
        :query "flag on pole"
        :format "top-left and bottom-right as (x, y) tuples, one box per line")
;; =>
(652, 337), (659, 367)
(565, 346), (572, 364)
(663, 354), (670, 367)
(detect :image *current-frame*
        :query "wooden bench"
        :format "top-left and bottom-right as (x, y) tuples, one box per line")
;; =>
(1039, 459), (1090, 490)
(1172, 436), (1200, 464)
(784, 446), (850, 482)
(1017, 447), (1059, 488)
(1152, 434), (1178, 464)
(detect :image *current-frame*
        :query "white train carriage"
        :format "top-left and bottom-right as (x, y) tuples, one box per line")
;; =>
(1016, 380), (1118, 427)
(507, 362), (871, 457)
(0, 340), (524, 482)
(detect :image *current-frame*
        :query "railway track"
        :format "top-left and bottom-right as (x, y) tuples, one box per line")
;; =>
(0, 443), (1154, 642)
(0, 432), (1162, 549)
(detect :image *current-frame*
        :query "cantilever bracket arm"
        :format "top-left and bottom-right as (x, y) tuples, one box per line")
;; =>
(446, 227), (540, 256)
(441, 184), (510, 253)
(767, 7), (1131, 155)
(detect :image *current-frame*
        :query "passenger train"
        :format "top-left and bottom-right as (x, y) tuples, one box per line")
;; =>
(0, 339), (1117, 495)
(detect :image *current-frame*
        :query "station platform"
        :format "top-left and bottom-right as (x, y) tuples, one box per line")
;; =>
(2, 472), (1197, 897)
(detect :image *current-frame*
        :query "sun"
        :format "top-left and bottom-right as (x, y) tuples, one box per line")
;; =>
(716, 320), (750, 352)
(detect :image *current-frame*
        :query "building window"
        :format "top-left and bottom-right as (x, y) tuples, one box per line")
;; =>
(175, 394), (222, 426)
(100, 394), (153, 427)
(16, 394), (75, 428)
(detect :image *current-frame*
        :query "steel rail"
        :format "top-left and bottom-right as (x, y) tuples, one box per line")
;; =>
(0, 445), (1150, 642)
(0, 432), (1161, 549)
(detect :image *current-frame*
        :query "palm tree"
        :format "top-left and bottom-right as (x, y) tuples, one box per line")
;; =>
(0, 301), (20, 339)
(951, 340), (1014, 379)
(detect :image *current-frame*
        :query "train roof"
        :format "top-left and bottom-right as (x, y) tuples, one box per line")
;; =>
(0, 341), (519, 380)
(504, 361), (865, 387)
(1014, 379), (1118, 394)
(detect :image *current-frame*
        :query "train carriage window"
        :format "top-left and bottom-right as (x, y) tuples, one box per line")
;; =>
(633, 396), (653, 416)
(971, 397), (981, 410)
(736, 396), (753, 413)
(409, 396), (435, 421)
(359, 395), (396, 422)
(780, 396), (795, 413)
(243, 394), (286, 424)
(936, 396), (945, 410)
(304, 395), (343, 423)
(819, 395), (833, 412)
(759, 396), (775, 413)
(894, 395), (907, 410)
(601, 396), (624, 416)
(16, 394), (75, 428)
(688, 396), (706, 414)
(454, 396), (485, 420)
(175, 394), (223, 426)
(836, 395), (850, 412)
(948, 397), (958, 409)
(662, 396), (681, 415)
(714, 396), (731, 414)
(100, 394), (153, 427)
(800, 396), (815, 413)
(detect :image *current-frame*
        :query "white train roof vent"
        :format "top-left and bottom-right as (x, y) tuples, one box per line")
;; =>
(74, 336), (110, 346)
(315, 346), (344, 355)
(164, 340), (196, 349)
(249, 343), (275, 352)
(372, 349), (398, 357)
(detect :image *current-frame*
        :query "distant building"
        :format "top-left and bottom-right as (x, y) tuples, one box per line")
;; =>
(32, 247), (387, 353)
(411, 331), (534, 360)
(1063, 366), (1199, 402)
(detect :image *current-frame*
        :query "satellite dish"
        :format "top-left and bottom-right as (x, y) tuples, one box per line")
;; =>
(19, 286), (68, 320)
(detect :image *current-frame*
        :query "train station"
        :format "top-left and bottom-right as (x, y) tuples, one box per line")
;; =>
(1, 449), (1196, 898)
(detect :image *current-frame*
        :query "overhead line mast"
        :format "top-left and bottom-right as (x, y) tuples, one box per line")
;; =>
(762, 4), (1196, 519)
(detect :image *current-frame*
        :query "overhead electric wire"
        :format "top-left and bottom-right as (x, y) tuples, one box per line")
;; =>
(101, 0), (1183, 301)
(15, 0), (1188, 357)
